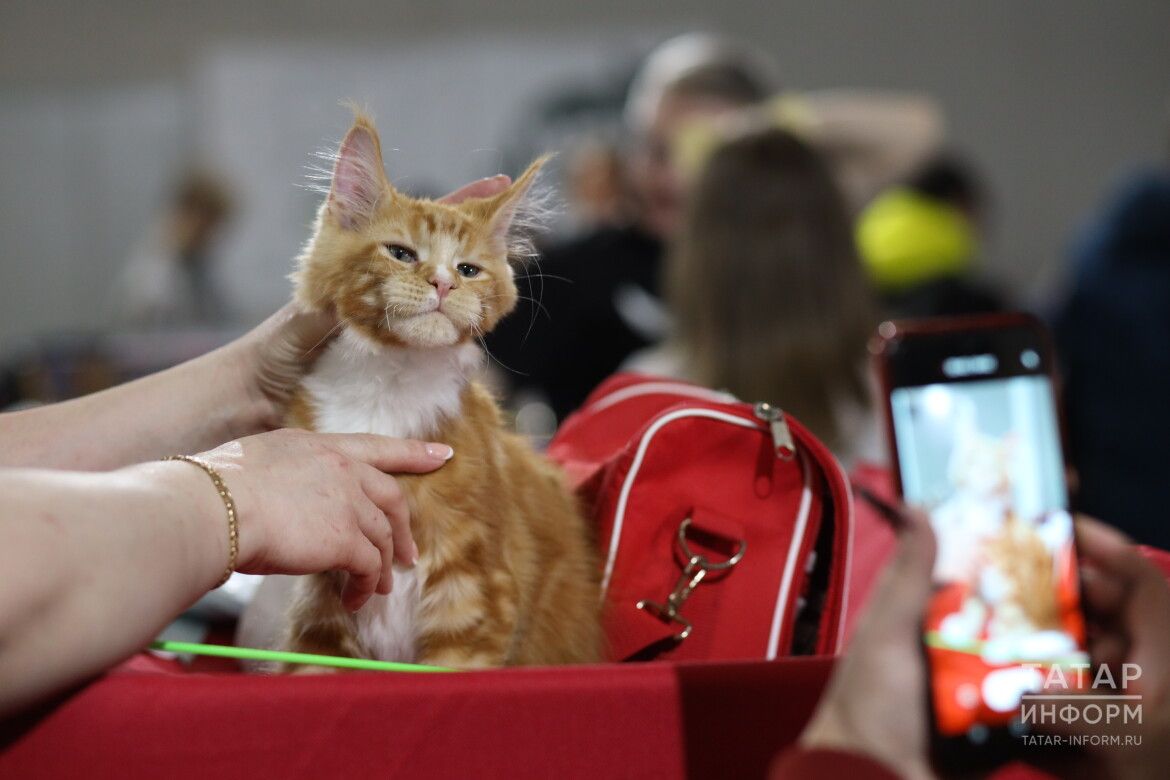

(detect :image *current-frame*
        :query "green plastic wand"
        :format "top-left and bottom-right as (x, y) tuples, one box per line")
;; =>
(150, 640), (454, 673)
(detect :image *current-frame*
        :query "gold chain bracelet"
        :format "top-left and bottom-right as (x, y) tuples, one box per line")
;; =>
(165, 455), (239, 588)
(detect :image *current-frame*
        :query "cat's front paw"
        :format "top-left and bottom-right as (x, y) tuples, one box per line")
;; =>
(416, 650), (504, 670)
(278, 663), (344, 675)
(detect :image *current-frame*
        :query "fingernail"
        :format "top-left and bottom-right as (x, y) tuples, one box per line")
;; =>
(426, 443), (454, 461)
(410, 541), (420, 566)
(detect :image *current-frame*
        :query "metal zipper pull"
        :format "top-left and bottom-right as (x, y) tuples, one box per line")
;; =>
(754, 402), (796, 461)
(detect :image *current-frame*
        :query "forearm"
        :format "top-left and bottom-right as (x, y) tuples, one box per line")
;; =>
(0, 341), (275, 471)
(0, 463), (226, 715)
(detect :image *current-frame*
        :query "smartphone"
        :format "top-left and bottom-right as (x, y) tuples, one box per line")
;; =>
(873, 314), (1089, 765)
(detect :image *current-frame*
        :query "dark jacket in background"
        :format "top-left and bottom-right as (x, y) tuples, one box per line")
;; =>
(1053, 170), (1170, 548)
(881, 275), (1005, 319)
(487, 225), (664, 421)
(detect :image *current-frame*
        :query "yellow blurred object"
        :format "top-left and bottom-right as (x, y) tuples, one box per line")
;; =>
(855, 188), (976, 291)
(671, 115), (724, 181)
(671, 94), (816, 181)
(767, 93), (818, 138)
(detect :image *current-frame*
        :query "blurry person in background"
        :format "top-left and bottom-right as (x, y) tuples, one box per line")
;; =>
(622, 34), (778, 242)
(489, 33), (776, 423)
(627, 126), (882, 467)
(490, 33), (944, 430)
(1051, 131), (1170, 549)
(856, 155), (1006, 319)
(563, 137), (631, 232)
(109, 169), (235, 328)
(671, 89), (946, 216)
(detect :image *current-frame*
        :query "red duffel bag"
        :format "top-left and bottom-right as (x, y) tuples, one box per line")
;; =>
(548, 374), (856, 662)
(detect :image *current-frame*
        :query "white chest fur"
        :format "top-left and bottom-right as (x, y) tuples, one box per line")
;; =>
(303, 329), (481, 439)
(355, 565), (424, 661)
(302, 329), (481, 660)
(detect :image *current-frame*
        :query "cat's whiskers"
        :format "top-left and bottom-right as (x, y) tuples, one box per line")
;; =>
(478, 292), (552, 322)
(509, 260), (569, 345)
(470, 322), (527, 377)
(513, 269), (573, 285)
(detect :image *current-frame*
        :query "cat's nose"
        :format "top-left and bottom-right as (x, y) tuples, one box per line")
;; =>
(430, 276), (453, 302)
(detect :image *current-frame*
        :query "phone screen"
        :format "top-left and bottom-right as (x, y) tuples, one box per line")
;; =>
(888, 336), (1089, 742)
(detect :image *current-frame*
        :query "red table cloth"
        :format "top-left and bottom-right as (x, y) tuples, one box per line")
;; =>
(1, 655), (833, 779)
(4, 536), (1165, 778)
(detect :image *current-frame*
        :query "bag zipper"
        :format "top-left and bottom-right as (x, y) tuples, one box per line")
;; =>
(753, 402), (796, 461)
(587, 380), (796, 462)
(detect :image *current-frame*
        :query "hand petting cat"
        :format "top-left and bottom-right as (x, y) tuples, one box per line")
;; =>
(0, 175), (512, 473)
(0, 174), (515, 716)
(195, 428), (458, 610)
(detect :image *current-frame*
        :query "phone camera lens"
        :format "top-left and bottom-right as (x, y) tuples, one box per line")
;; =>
(1020, 349), (1040, 370)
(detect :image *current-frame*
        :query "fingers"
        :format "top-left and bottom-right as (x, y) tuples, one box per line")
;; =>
(439, 174), (511, 204)
(258, 301), (340, 355)
(360, 467), (417, 568)
(350, 496), (398, 596)
(1076, 515), (1170, 626)
(1076, 516), (1170, 695)
(347, 465), (421, 603)
(869, 507), (937, 629)
(1088, 631), (1129, 671)
(244, 302), (341, 409)
(799, 503), (935, 780)
(1123, 562), (1170, 691)
(1076, 516), (1143, 578)
(843, 506), (937, 656)
(281, 304), (341, 359)
(320, 433), (454, 473)
(1080, 565), (1128, 618)
(338, 537), (382, 611)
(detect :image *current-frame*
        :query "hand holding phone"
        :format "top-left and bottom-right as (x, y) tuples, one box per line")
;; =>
(873, 314), (1090, 766)
(798, 505), (938, 780)
(798, 508), (1170, 779)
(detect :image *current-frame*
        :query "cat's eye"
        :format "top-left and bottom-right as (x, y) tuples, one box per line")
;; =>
(456, 263), (482, 279)
(384, 244), (418, 263)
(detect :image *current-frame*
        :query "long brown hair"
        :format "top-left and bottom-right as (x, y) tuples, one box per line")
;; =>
(669, 126), (877, 452)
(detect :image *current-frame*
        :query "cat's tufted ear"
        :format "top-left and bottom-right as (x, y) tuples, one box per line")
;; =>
(327, 116), (389, 230)
(473, 155), (552, 253)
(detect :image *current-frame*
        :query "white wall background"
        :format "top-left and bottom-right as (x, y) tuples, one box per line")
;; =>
(1, 1), (1169, 355)
(189, 36), (646, 320)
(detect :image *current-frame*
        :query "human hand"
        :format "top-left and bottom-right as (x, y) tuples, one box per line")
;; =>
(799, 506), (937, 780)
(230, 175), (514, 425)
(183, 428), (453, 610)
(1031, 517), (1170, 779)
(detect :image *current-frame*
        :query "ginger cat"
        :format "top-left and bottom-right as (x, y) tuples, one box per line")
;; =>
(982, 513), (1061, 637)
(280, 111), (601, 668)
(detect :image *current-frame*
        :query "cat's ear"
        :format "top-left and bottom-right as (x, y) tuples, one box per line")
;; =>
(327, 116), (389, 230)
(476, 154), (552, 251)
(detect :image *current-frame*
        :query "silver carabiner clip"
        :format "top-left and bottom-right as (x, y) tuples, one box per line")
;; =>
(636, 517), (747, 642)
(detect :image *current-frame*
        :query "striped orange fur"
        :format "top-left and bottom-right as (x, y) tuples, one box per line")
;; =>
(280, 111), (601, 668)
